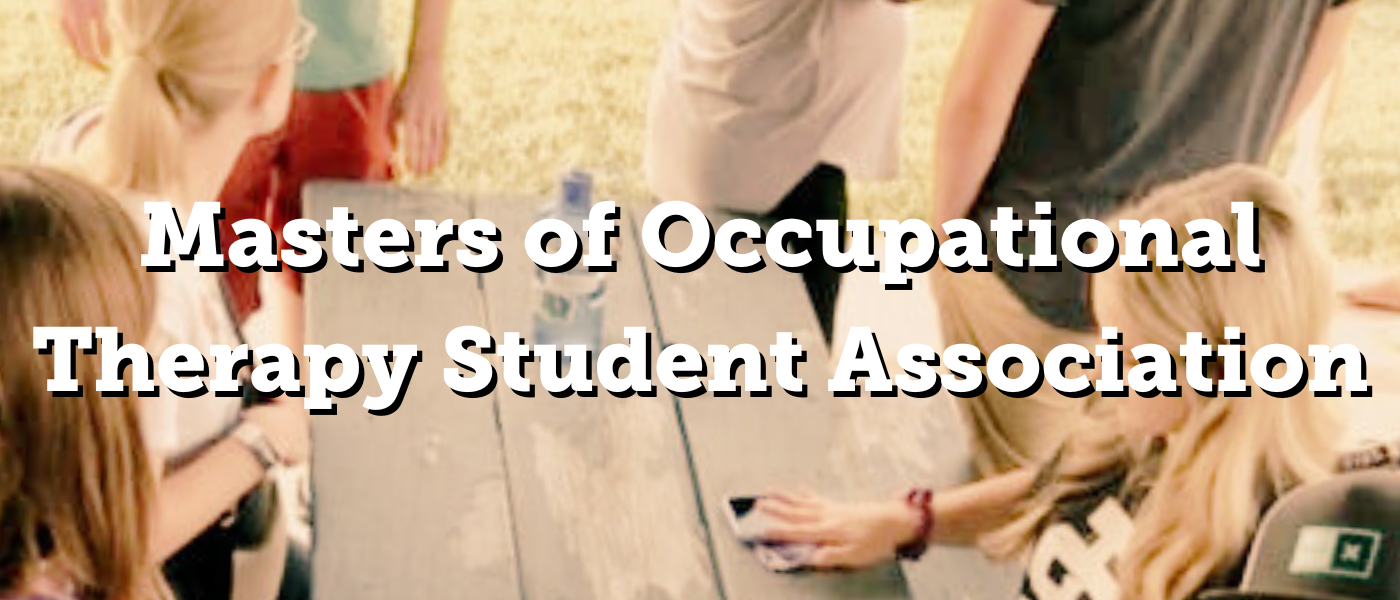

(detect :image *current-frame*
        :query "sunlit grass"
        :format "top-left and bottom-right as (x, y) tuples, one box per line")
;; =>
(1, 0), (1396, 260)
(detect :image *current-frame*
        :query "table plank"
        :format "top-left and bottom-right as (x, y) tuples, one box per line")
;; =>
(305, 183), (521, 600)
(640, 211), (828, 354)
(637, 208), (910, 600)
(478, 197), (720, 600)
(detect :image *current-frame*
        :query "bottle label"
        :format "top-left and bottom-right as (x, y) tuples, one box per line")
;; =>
(536, 272), (605, 322)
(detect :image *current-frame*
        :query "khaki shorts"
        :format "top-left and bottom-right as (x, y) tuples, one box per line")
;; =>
(932, 269), (1096, 475)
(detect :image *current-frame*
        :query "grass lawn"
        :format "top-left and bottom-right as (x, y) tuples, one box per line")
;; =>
(1, 0), (1397, 261)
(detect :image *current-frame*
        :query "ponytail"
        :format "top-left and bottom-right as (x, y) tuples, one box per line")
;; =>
(101, 54), (187, 195)
(97, 0), (299, 197)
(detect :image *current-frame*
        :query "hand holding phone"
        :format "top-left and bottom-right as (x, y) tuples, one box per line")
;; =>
(725, 495), (817, 573)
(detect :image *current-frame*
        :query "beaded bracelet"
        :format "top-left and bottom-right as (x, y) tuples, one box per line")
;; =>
(896, 487), (935, 561)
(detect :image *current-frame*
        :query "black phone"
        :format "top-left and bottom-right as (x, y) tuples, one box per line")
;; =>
(723, 495), (816, 572)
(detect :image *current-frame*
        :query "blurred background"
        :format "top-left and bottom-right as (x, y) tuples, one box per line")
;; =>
(1, 0), (1396, 260)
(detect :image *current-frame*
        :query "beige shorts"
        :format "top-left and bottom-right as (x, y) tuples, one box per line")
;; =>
(932, 269), (1096, 475)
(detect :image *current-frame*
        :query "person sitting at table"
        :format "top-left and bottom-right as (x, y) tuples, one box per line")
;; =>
(52, 0), (458, 331)
(0, 165), (167, 600)
(929, 0), (1360, 475)
(758, 166), (1342, 600)
(644, 0), (911, 344)
(33, 1), (311, 599)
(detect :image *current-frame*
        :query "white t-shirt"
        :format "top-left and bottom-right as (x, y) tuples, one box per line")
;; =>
(135, 223), (246, 461)
(645, 0), (908, 213)
(34, 106), (245, 462)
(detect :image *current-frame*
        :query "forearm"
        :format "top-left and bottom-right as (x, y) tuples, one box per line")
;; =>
(153, 436), (266, 560)
(1277, 4), (1357, 138)
(930, 468), (1036, 546)
(932, 97), (1012, 226)
(407, 0), (454, 72)
(931, 0), (1054, 227)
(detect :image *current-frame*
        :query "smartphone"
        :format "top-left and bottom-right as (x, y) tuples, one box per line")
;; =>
(724, 495), (816, 573)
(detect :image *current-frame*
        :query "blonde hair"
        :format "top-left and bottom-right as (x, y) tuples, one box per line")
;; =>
(985, 165), (1339, 600)
(0, 165), (165, 600)
(101, 0), (298, 194)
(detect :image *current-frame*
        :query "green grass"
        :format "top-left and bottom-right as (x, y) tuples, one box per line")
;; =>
(2, 0), (1397, 261)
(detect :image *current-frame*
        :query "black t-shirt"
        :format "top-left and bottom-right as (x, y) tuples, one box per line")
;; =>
(1020, 494), (1141, 600)
(1018, 448), (1247, 600)
(970, 0), (1355, 330)
(1018, 440), (1395, 600)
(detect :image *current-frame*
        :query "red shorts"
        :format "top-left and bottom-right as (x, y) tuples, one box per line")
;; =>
(218, 77), (396, 323)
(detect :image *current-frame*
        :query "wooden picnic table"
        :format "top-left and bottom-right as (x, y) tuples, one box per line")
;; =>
(302, 182), (1400, 600)
(303, 183), (1017, 600)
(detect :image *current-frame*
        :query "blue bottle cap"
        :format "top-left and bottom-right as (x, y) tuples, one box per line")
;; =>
(562, 171), (593, 208)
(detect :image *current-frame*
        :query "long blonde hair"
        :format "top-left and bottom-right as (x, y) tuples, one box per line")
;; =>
(101, 0), (298, 194)
(0, 165), (164, 600)
(985, 165), (1339, 600)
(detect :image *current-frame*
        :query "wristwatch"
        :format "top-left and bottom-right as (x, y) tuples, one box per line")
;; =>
(232, 420), (283, 472)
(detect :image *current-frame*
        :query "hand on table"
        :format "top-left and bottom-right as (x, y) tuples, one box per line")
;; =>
(393, 63), (451, 176)
(55, 0), (111, 69)
(758, 490), (922, 570)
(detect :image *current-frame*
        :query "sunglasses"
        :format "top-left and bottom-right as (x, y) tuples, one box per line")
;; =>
(282, 18), (318, 64)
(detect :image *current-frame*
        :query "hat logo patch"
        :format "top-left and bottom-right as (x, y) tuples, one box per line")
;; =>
(1289, 526), (1381, 580)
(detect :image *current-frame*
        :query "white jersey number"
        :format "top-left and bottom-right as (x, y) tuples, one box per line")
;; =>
(1022, 500), (1135, 600)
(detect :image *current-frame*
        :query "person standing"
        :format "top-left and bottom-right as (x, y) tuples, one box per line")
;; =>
(645, 0), (911, 343)
(928, 0), (1360, 473)
(216, 0), (456, 326)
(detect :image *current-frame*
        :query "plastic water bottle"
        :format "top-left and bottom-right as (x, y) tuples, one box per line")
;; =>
(532, 171), (605, 365)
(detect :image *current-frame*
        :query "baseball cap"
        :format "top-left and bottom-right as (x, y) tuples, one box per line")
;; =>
(1199, 469), (1400, 600)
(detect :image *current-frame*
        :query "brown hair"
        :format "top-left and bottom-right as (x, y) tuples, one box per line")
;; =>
(0, 165), (164, 600)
